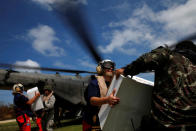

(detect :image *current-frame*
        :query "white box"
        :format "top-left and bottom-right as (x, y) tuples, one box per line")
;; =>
(27, 87), (44, 111)
(98, 75), (154, 131)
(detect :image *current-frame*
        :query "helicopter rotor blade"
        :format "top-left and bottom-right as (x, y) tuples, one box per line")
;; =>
(0, 63), (96, 74)
(51, 2), (102, 63)
(169, 32), (196, 50)
(143, 32), (196, 73)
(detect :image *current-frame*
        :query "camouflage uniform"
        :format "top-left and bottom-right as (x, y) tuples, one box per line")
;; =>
(41, 91), (56, 131)
(123, 46), (196, 129)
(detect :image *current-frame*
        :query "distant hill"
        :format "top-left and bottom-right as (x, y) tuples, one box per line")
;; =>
(0, 104), (15, 121)
(0, 101), (4, 106)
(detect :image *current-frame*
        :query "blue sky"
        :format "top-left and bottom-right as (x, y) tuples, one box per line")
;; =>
(0, 0), (196, 104)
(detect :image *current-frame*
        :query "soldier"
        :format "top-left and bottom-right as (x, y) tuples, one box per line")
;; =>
(41, 85), (56, 131)
(83, 59), (120, 131)
(13, 83), (40, 131)
(116, 40), (196, 131)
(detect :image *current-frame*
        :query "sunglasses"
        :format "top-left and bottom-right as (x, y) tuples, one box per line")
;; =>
(104, 67), (114, 71)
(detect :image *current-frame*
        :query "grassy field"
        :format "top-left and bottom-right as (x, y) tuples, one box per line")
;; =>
(0, 119), (82, 131)
(54, 125), (82, 131)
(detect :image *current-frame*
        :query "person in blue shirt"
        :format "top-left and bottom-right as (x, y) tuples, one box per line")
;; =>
(83, 60), (120, 131)
(13, 83), (40, 131)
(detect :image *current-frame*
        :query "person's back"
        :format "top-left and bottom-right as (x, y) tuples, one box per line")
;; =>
(151, 47), (196, 127)
(14, 93), (32, 117)
(116, 41), (196, 130)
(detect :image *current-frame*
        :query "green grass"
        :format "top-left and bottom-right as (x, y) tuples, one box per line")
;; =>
(0, 120), (82, 131)
(0, 121), (19, 131)
(54, 125), (82, 131)
(0, 121), (37, 131)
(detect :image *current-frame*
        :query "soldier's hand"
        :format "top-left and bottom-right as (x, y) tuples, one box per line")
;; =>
(115, 68), (124, 79)
(108, 88), (120, 107)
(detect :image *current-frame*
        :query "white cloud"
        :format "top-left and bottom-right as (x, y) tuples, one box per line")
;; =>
(118, 47), (138, 56)
(14, 59), (41, 73)
(158, 0), (196, 35)
(101, 0), (196, 55)
(99, 17), (154, 54)
(28, 25), (65, 56)
(132, 4), (157, 22)
(78, 59), (96, 69)
(136, 0), (196, 47)
(53, 61), (73, 69)
(31, 0), (87, 11)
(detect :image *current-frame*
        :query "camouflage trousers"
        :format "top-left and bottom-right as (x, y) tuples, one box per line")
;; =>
(138, 115), (196, 131)
(42, 110), (54, 131)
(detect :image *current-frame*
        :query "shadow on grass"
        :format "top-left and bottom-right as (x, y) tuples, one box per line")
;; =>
(0, 118), (82, 131)
(30, 118), (82, 131)
(55, 118), (82, 128)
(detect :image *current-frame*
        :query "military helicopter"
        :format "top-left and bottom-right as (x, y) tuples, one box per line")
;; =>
(0, 2), (103, 124)
(0, 0), (196, 126)
(0, 64), (95, 125)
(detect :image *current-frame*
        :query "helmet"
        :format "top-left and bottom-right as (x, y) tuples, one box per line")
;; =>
(13, 83), (24, 94)
(96, 59), (115, 75)
(175, 40), (196, 52)
(43, 85), (53, 91)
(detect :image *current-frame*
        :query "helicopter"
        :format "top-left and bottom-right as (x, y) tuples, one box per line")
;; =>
(0, 66), (94, 125)
(1, 0), (196, 127)
(0, 1), (103, 125)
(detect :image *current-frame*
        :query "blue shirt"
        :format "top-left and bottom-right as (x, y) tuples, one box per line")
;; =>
(83, 78), (101, 125)
(14, 93), (33, 117)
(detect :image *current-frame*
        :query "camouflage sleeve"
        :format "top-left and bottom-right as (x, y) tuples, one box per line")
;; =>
(123, 46), (170, 76)
(44, 95), (55, 109)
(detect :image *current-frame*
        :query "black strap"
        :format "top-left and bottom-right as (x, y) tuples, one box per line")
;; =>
(175, 49), (196, 64)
